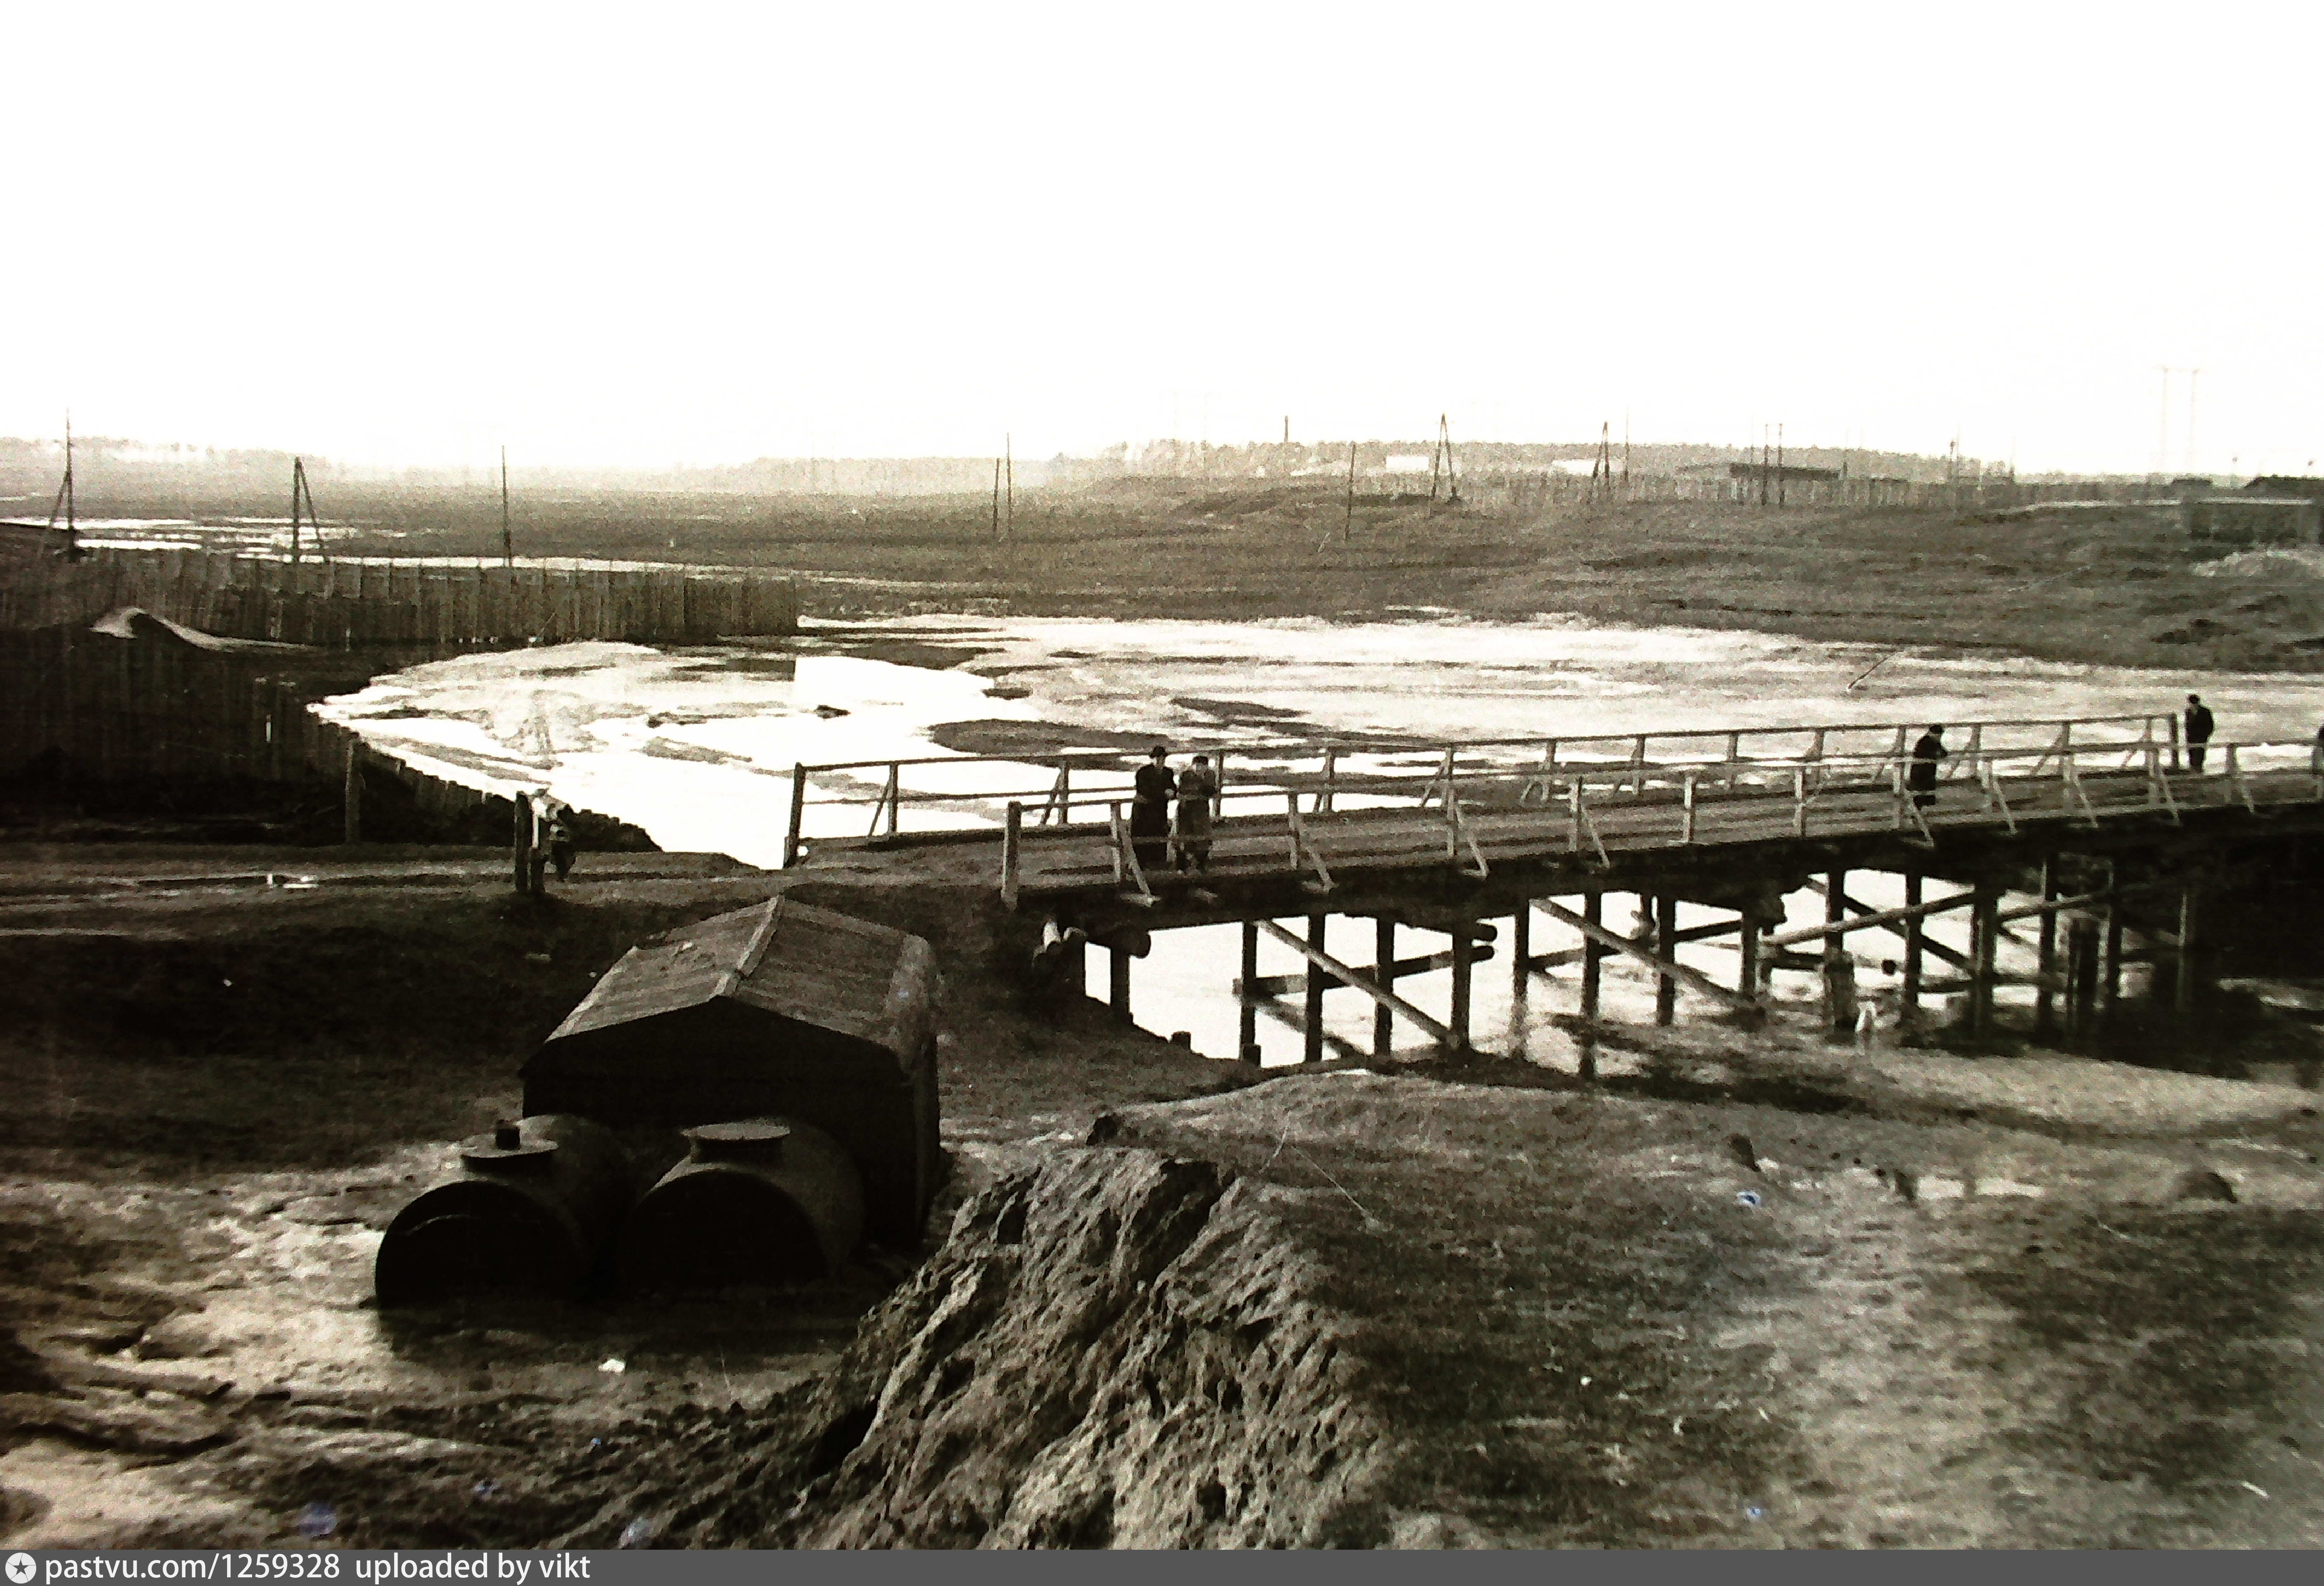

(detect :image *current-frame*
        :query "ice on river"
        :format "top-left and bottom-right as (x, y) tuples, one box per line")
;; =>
(320, 614), (2324, 870)
(315, 614), (2324, 1074)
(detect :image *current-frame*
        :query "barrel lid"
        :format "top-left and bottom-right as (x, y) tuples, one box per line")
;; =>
(683, 1119), (791, 1162)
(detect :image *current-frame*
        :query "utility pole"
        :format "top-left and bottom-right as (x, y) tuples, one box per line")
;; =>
(992, 457), (1002, 540)
(290, 456), (305, 566)
(1759, 425), (1770, 507)
(1004, 433), (1014, 541)
(1622, 410), (1631, 499)
(500, 446), (513, 567)
(1345, 441), (1357, 544)
(1776, 422), (1785, 508)
(47, 414), (76, 556)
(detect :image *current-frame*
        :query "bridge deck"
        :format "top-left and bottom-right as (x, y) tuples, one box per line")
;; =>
(803, 759), (2324, 926)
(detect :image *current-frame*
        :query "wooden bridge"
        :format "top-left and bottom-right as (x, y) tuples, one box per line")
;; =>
(785, 712), (2324, 1061)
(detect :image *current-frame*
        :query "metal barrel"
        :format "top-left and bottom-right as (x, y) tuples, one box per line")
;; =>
(374, 1113), (636, 1307)
(617, 1117), (866, 1292)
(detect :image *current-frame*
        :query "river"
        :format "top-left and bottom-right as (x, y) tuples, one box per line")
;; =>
(316, 614), (2324, 1075)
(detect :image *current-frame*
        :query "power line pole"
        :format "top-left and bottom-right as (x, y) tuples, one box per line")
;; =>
(290, 457), (307, 565)
(500, 446), (513, 567)
(1345, 441), (1357, 544)
(1004, 433), (1014, 542)
(47, 413), (76, 554)
(1776, 422), (1785, 508)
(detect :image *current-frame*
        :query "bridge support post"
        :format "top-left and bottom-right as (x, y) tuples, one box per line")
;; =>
(1901, 871), (1924, 1035)
(1654, 894), (1680, 1026)
(1822, 871), (1851, 1036)
(1450, 922), (1475, 1053)
(1304, 915), (1329, 1064)
(1511, 901), (1531, 1000)
(1374, 917), (1396, 1058)
(1239, 920), (1260, 1061)
(1580, 893), (1604, 1022)
(2102, 863), (2124, 1013)
(2175, 886), (2200, 1014)
(2066, 914), (2099, 1039)
(1109, 945), (1132, 1023)
(2034, 858), (2059, 1038)
(1969, 881), (2000, 1038)
(1738, 910), (1761, 998)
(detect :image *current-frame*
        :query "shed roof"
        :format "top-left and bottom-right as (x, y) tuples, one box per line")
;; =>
(544, 897), (936, 1058)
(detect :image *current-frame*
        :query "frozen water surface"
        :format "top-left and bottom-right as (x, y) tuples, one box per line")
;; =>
(319, 614), (2324, 1070)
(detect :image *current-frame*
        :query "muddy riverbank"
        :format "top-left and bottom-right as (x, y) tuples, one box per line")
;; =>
(8, 843), (2324, 1546)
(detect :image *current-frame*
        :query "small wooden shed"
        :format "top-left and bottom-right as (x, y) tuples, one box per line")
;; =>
(521, 897), (942, 1247)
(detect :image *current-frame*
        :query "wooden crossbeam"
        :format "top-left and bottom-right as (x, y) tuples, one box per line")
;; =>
(1236, 943), (1497, 999)
(1762, 889), (1976, 949)
(1804, 881), (1973, 969)
(1532, 899), (1762, 1018)
(1254, 918), (1455, 1047)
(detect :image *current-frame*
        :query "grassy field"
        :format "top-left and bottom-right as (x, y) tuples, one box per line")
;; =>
(50, 475), (2317, 673)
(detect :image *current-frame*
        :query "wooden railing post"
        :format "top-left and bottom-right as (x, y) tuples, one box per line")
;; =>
(1681, 770), (1698, 844)
(784, 763), (808, 868)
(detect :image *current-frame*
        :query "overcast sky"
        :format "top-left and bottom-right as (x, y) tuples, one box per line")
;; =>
(9, 4), (2319, 474)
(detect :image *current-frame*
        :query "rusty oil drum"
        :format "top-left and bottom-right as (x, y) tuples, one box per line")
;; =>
(373, 1114), (635, 1306)
(616, 1117), (866, 1291)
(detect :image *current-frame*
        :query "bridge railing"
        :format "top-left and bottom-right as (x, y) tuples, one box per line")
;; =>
(994, 735), (2322, 906)
(782, 710), (2177, 866)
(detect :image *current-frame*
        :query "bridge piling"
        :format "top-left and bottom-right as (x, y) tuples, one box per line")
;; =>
(1374, 917), (1396, 1058)
(1654, 895), (1680, 1026)
(1239, 921), (1260, 1061)
(1510, 902), (1531, 1000)
(1902, 872), (1925, 1035)
(1305, 915), (1329, 1064)
(2102, 863), (2125, 1011)
(1968, 881), (2001, 1037)
(1580, 893), (1604, 1022)
(2175, 886), (2200, 1014)
(1109, 944), (1133, 1022)
(1450, 924), (1476, 1052)
(2034, 859), (2059, 1037)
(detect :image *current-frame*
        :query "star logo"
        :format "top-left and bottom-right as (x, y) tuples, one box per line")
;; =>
(6, 1551), (37, 1585)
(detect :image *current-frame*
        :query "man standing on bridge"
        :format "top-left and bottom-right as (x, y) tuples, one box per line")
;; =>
(2185, 693), (2215, 773)
(1909, 725), (1946, 809)
(1131, 746), (1175, 874)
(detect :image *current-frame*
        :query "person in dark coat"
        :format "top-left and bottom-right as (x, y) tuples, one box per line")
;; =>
(2184, 693), (2215, 773)
(1908, 725), (1946, 809)
(1130, 746), (1174, 873)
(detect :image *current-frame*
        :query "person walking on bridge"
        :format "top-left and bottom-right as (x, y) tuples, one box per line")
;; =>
(1909, 725), (1947, 809)
(1131, 746), (1175, 874)
(2184, 693), (2216, 773)
(1173, 753), (1219, 872)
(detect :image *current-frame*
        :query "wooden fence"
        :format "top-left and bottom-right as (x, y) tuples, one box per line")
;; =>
(0, 546), (800, 644)
(0, 622), (504, 832)
(1460, 472), (2169, 517)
